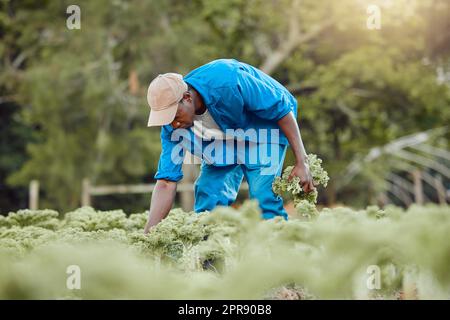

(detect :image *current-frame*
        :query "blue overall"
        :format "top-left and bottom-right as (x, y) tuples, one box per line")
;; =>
(154, 59), (298, 219)
(194, 141), (288, 219)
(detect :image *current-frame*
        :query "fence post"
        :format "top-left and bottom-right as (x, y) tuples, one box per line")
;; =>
(179, 153), (199, 212)
(29, 180), (39, 210)
(82, 178), (91, 207)
(412, 170), (423, 205)
(377, 192), (389, 207)
(434, 175), (447, 205)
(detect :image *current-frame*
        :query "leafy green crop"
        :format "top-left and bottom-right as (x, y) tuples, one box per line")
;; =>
(0, 201), (449, 299)
(273, 154), (329, 218)
(1, 209), (60, 230)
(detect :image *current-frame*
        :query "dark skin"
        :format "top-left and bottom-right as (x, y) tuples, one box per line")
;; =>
(277, 112), (315, 193)
(143, 87), (314, 234)
(170, 89), (206, 129)
(144, 89), (206, 234)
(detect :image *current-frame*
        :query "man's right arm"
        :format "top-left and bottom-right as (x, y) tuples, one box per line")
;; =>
(143, 179), (177, 234)
(144, 125), (185, 234)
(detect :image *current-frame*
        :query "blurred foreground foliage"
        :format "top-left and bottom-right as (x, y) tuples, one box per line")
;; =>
(0, 202), (449, 299)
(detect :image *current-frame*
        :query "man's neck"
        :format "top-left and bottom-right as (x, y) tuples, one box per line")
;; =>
(192, 88), (207, 115)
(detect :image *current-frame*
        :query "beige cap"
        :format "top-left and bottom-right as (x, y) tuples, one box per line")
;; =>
(146, 73), (188, 126)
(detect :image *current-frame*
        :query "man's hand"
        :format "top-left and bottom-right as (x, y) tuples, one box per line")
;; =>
(143, 220), (154, 235)
(289, 162), (315, 193)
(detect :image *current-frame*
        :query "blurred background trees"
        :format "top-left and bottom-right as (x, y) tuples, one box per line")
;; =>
(0, 0), (449, 213)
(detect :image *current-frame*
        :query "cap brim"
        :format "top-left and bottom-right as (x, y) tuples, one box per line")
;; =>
(147, 102), (178, 127)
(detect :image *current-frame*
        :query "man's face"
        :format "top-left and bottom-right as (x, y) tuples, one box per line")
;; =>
(170, 92), (195, 129)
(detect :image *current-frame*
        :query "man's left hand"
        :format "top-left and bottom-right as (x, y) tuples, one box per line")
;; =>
(288, 162), (315, 193)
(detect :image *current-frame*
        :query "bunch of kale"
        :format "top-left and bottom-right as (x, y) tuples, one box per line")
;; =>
(272, 154), (329, 219)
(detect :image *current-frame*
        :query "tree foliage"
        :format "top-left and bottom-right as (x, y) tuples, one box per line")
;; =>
(1, 0), (449, 211)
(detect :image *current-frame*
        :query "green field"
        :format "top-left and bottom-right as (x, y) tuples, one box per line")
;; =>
(1, 202), (449, 299)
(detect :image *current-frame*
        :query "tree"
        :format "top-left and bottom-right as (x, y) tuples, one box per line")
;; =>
(2, 0), (449, 211)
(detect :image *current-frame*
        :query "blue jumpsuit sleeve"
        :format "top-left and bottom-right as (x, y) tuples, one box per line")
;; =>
(236, 70), (293, 121)
(154, 125), (184, 182)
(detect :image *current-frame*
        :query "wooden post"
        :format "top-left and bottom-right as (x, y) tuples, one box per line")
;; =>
(29, 180), (39, 210)
(179, 152), (199, 212)
(81, 178), (91, 207)
(377, 192), (389, 208)
(412, 170), (424, 205)
(433, 175), (447, 205)
(180, 163), (197, 212)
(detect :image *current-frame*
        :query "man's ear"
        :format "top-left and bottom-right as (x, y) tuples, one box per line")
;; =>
(182, 91), (192, 102)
